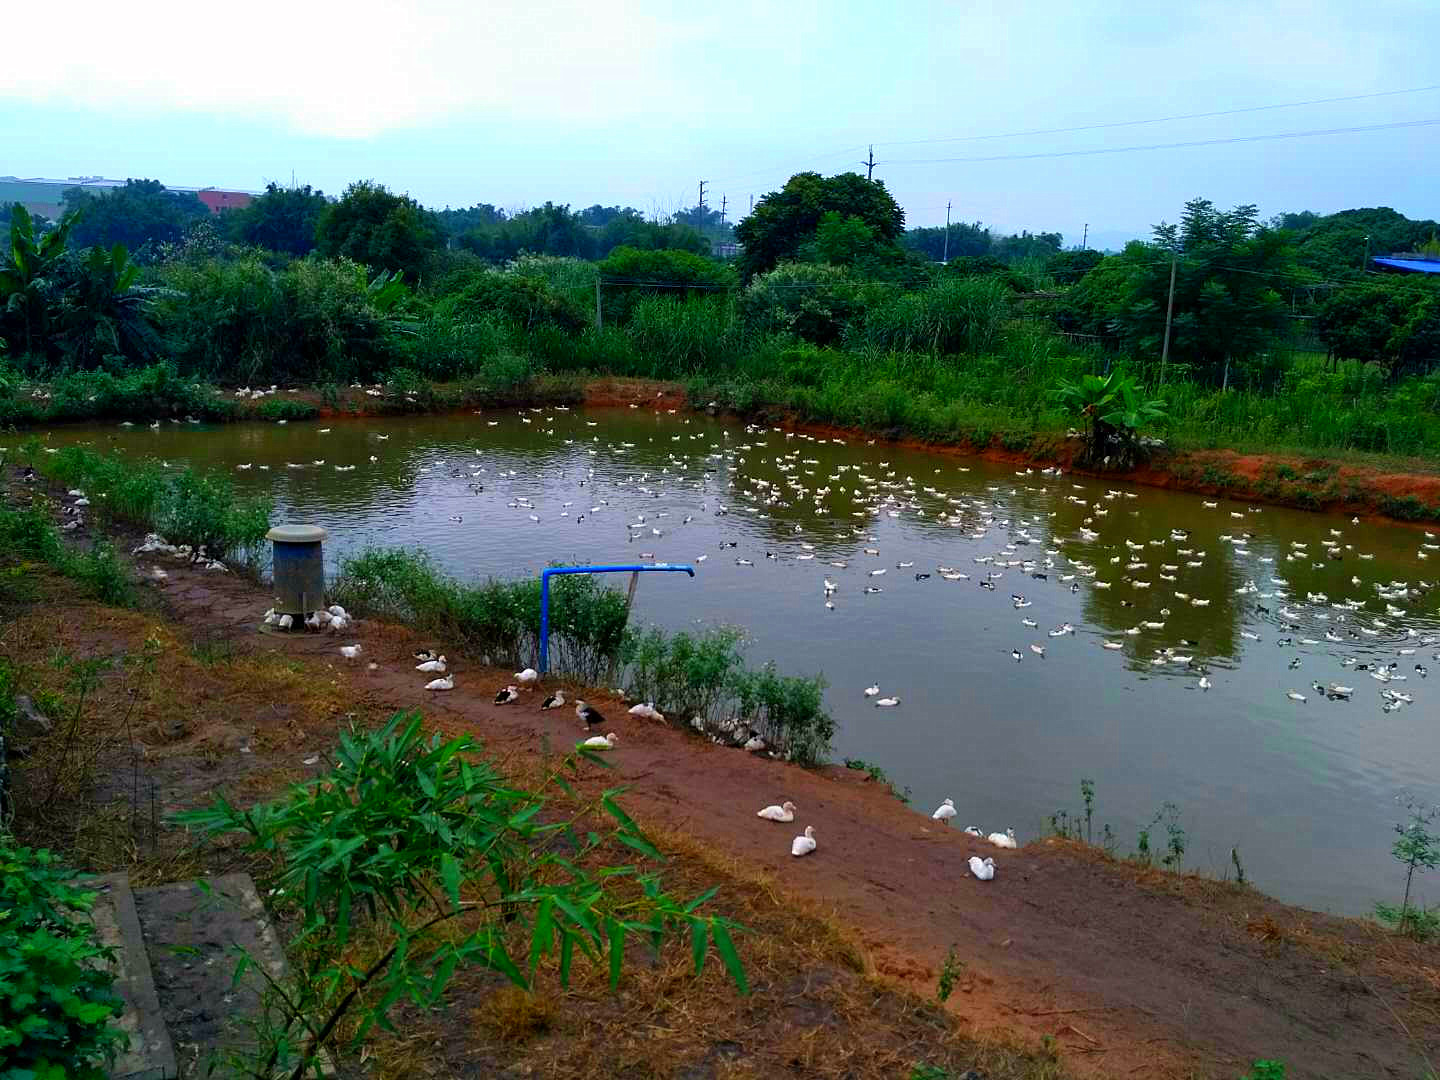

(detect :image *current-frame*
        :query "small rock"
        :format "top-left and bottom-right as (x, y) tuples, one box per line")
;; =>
(13, 695), (53, 739)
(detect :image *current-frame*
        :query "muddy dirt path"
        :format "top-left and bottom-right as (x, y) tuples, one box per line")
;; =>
(130, 553), (1439, 1080)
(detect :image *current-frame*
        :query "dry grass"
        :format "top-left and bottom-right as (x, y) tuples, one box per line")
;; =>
(340, 766), (1072, 1080)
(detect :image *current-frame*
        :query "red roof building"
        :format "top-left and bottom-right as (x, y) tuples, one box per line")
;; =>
(195, 188), (254, 214)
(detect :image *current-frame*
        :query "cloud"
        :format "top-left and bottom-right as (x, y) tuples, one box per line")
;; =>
(3, 0), (684, 137)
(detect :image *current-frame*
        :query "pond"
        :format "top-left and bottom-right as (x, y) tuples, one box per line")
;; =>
(41, 406), (1440, 916)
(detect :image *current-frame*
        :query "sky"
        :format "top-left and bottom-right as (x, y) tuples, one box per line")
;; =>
(5, 0), (1439, 247)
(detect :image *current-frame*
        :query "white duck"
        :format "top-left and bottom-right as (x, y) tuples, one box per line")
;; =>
(968, 856), (996, 881)
(581, 732), (618, 750)
(338, 644), (362, 661)
(416, 655), (447, 673)
(931, 798), (957, 824)
(515, 667), (540, 687)
(628, 702), (665, 723)
(424, 675), (455, 691)
(988, 828), (1017, 849)
(756, 801), (797, 823)
(791, 825), (817, 857)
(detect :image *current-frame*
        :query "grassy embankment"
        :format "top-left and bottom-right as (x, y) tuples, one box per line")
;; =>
(7, 253), (1440, 520)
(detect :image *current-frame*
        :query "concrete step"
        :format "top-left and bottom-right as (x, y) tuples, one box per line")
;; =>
(92, 873), (178, 1080)
(130, 872), (291, 1079)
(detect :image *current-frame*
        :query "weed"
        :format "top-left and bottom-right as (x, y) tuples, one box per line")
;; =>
(477, 987), (558, 1044)
(936, 944), (964, 1003)
(842, 758), (910, 802)
(1374, 792), (1440, 939)
(1240, 1062), (1286, 1080)
(1231, 846), (1248, 885)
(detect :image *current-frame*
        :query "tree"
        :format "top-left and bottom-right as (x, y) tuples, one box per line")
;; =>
(53, 243), (157, 370)
(595, 246), (735, 323)
(1318, 282), (1440, 379)
(1064, 199), (1297, 386)
(459, 203), (596, 263)
(315, 181), (442, 281)
(0, 204), (77, 360)
(225, 183), (328, 256)
(901, 221), (991, 262)
(63, 179), (209, 252)
(735, 172), (905, 279)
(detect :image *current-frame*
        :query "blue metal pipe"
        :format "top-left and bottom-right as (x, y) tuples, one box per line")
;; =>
(539, 564), (695, 674)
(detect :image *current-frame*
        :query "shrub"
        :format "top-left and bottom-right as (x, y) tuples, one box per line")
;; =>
(37, 447), (270, 563)
(0, 840), (127, 1079)
(255, 398), (319, 422)
(331, 549), (628, 684)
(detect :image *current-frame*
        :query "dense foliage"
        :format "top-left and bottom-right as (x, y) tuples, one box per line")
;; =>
(0, 839), (127, 1079)
(315, 181), (442, 281)
(63, 179), (209, 253)
(223, 182), (328, 256)
(5, 171), (1440, 461)
(735, 171), (906, 279)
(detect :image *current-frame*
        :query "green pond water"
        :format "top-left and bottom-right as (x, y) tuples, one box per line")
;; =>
(38, 406), (1440, 916)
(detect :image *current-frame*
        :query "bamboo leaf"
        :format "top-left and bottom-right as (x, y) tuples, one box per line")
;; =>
(711, 921), (748, 995)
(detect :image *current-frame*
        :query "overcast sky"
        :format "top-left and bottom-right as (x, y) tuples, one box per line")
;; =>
(6, 0), (1438, 246)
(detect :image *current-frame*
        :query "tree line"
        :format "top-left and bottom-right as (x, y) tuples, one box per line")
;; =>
(3, 169), (1439, 401)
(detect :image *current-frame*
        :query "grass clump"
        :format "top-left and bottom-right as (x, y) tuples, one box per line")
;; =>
(34, 446), (270, 564)
(332, 547), (628, 683)
(177, 711), (746, 1079)
(254, 398), (319, 422)
(621, 626), (836, 766)
(0, 507), (135, 606)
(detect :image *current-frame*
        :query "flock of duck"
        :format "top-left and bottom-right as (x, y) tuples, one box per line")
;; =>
(105, 405), (1438, 815)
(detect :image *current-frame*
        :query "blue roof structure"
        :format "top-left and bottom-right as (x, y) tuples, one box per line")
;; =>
(1373, 257), (1440, 274)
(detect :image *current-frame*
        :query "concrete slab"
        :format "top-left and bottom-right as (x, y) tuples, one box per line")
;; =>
(92, 873), (178, 1080)
(132, 873), (288, 1080)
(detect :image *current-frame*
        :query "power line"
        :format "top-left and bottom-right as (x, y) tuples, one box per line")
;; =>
(703, 84), (1440, 203)
(876, 83), (1440, 149)
(882, 117), (1440, 167)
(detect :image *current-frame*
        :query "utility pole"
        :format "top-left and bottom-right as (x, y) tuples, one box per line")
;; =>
(1159, 253), (1178, 386)
(861, 145), (877, 181)
(1363, 234), (1371, 273)
(698, 180), (708, 218)
(1082, 223), (1088, 249)
(942, 201), (952, 264)
(720, 194), (727, 229)
(749, 194), (754, 214)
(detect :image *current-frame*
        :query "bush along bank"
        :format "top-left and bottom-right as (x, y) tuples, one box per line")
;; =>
(23, 443), (272, 566)
(332, 547), (835, 765)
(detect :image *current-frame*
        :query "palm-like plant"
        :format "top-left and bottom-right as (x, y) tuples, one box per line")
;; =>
(1053, 369), (1167, 469)
(0, 204), (78, 359)
(55, 243), (159, 369)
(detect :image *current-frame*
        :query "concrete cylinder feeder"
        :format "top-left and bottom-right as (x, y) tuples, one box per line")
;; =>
(266, 525), (327, 623)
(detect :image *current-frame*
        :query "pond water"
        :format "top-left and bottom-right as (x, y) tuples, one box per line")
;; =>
(40, 407), (1440, 916)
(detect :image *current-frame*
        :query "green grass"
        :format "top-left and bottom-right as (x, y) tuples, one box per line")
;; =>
(0, 507), (136, 606)
(30, 445), (271, 564)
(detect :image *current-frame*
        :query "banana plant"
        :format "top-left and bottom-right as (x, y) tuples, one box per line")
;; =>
(55, 242), (159, 368)
(1053, 369), (1167, 469)
(0, 204), (78, 359)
